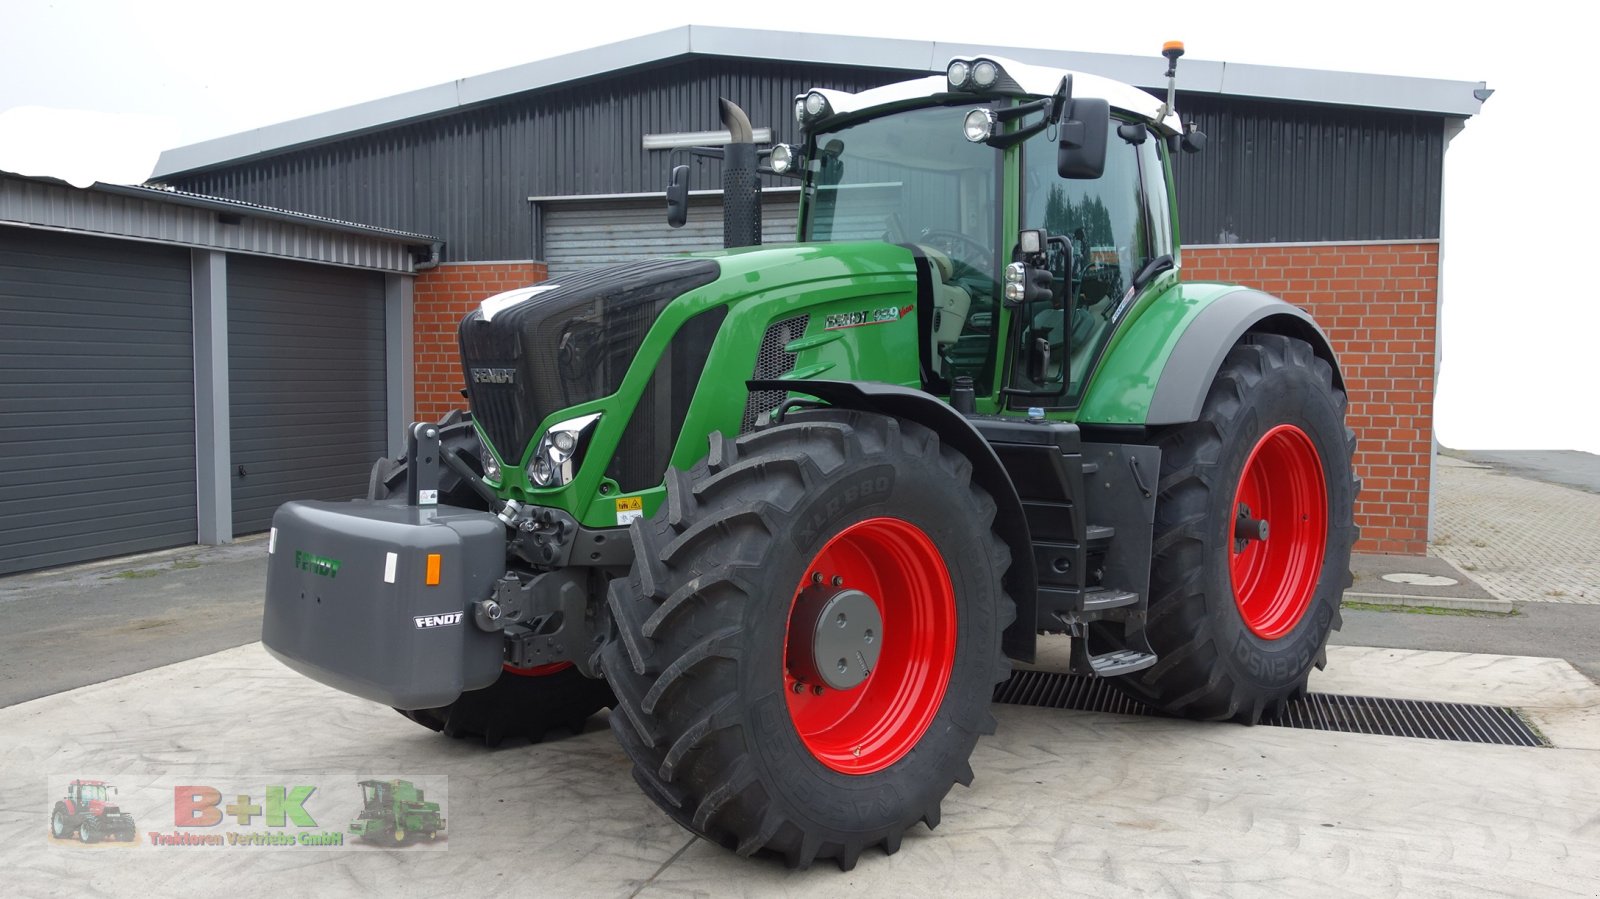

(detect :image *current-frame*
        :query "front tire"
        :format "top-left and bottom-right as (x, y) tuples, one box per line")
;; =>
(602, 411), (1014, 870)
(1110, 333), (1357, 722)
(50, 806), (68, 839)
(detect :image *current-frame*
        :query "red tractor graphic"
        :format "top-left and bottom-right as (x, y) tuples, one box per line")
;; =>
(50, 779), (136, 843)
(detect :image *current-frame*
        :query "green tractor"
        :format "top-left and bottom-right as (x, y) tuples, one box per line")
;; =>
(349, 779), (444, 844)
(264, 44), (1355, 870)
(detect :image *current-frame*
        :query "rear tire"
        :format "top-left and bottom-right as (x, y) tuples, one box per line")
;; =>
(602, 411), (1013, 870)
(1109, 333), (1357, 723)
(376, 410), (616, 744)
(50, 806), (68, 839)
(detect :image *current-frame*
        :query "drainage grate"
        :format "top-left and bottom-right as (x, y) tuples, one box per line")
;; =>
(993, 670), (1549, 747)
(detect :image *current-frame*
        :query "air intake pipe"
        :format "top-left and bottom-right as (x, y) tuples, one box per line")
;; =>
(719, 98), (761, 249)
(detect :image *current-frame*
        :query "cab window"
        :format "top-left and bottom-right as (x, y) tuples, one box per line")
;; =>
(1018, 116), (1149, 404)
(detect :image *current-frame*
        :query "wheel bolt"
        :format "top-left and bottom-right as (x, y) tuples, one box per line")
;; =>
(811, 684), (824, 696)
(831, 575), (844, 587)
(812, 572), (823, 584)
(792, 680), (806, 694)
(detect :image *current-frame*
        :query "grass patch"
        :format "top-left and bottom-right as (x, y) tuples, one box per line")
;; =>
(170, 559), (202, 571)
(100, 569), (162, 580)
(1342, 600), (1514, 618)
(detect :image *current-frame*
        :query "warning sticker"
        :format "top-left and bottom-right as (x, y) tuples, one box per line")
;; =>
(615, 496), (644, 525)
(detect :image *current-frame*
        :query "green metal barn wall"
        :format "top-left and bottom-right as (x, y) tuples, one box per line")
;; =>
(0, 228), (198, 575)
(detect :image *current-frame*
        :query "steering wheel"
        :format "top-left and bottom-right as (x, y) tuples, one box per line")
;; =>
(918, 229), (994, 275)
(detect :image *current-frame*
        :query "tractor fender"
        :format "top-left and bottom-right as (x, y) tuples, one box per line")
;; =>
(747, 378), (1037, 663)
(1146, 288), (1343, 425)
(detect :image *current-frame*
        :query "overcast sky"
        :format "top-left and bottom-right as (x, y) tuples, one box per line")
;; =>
(4, 0), (1596, 452)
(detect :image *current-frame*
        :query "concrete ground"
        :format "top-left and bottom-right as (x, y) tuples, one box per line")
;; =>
(3, 449), (1598, 895)
(3, 641), (1598, 897)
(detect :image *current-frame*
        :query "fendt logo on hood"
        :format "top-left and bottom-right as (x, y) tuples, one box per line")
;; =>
(414, 612), (464, 629)
(470, 368), (515, 384)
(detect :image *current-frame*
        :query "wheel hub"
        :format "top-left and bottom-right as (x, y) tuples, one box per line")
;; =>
(787, 585), (882, 691)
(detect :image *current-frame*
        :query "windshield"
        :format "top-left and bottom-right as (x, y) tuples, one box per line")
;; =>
(79, 784), (108, 802)
(803, 104), (1002, 390)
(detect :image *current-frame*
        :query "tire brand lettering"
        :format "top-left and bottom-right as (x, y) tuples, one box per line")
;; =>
(795, 471), (895, 550)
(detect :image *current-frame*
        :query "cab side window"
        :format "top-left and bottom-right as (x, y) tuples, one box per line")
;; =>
(1021, 117), (1149, 402)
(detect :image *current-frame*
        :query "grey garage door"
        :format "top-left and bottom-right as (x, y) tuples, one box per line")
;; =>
(543, 195), (800, 278)
(0, 227), (197, 575)
(228, 257), (387, 534)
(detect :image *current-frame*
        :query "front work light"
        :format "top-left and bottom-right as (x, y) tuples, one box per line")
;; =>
(529, 412), (601, 488)
(972, 59), (1000, 88)
(770, 143), (797, 174)
(947, 60), (971, 90)
(963, 109), (996, 143)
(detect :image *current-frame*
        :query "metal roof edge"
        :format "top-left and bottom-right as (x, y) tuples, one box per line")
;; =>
(152, 25), (1486, 178)
(0, 172), (438, 244)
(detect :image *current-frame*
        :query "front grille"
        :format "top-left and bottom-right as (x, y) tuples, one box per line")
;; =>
(993, 669), (1550, 747)
(741, 314), (810, 432)
(457, 259), (721, 464)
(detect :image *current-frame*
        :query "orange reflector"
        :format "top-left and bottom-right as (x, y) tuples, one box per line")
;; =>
(425, 554), (442, 586)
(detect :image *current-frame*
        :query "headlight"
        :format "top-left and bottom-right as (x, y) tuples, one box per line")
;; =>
(804, 92), (828, 116)
(947, 59), (971, 89)
(528, 412), (601, 488)
(963, 108), (996, 143)
(481, 452), (502, 482)
(793, 98), (806, 123)
(1004, 262), (1026, 303)
(769, 143), (797, 174)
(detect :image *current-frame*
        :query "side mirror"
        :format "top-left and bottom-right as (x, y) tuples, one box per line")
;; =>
(665, 164), (690, 228)
(1181, 126), (1207, 154)
(1058, 98), (1109, 179)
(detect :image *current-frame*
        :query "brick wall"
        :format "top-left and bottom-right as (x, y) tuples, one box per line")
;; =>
(1184, 242), (1438, 555)
(409, 247), (1436, 555)
(413, 262), (547, 423)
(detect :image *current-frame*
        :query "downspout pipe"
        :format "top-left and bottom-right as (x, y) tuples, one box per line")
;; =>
(412, 240), (444, 271)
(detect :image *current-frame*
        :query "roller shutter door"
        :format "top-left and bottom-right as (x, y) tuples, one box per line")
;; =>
(542, 195), (800, 278)
(0, 227), (197, 575)
(228, 257), (387, 534)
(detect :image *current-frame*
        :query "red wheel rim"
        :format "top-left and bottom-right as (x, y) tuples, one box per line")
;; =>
(502, 662), (571, 677)
(784, 517), (956, 774)
(1229, 424), (1328, 640)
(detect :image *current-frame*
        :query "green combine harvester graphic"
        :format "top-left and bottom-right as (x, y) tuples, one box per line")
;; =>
(349, 780), (444, 844)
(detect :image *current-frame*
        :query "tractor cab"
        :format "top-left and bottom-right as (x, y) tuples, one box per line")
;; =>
(70, 780), (111, 807)
(358, 779), (390, 809)
(778, 55), (1191, 412)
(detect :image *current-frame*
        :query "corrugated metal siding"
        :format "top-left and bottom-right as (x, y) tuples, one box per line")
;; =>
(0, 173), (419, 272)
(228, 256), (387, 534)
(0, 227), (197, 574)
(1168, 93), (1445, 244)
(165, 62), (1449, 259)
(543, 194), (800, 277)
(166, 59), (908, 262)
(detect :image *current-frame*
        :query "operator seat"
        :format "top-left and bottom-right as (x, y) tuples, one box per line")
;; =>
(918, 246), (972, 350)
